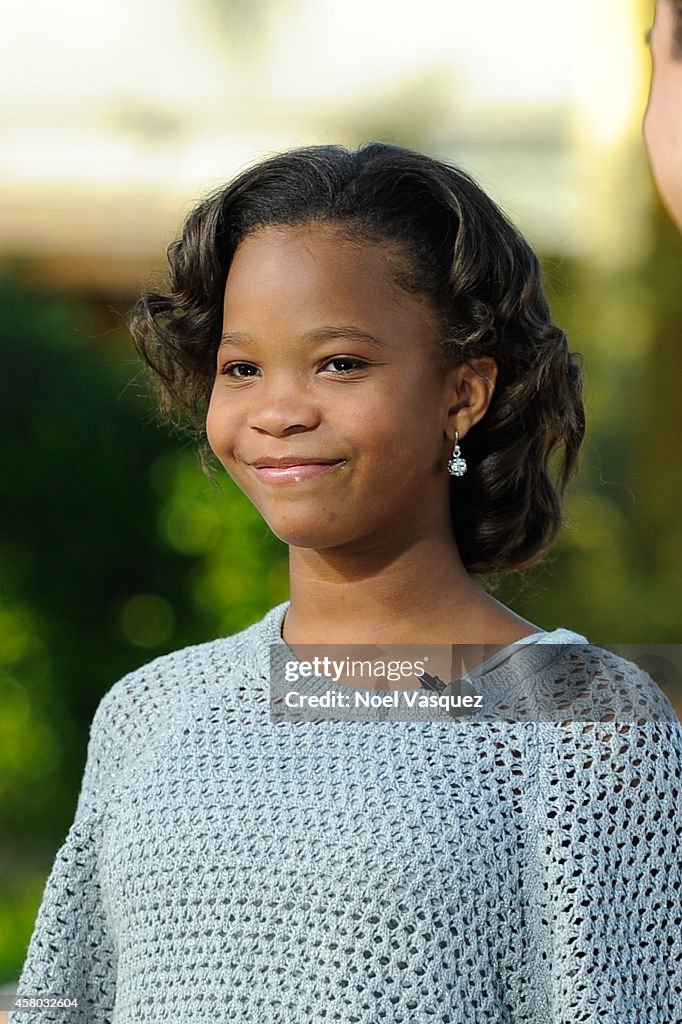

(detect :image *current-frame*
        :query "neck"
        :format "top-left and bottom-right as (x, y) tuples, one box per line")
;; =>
(282, 530), (538, 646)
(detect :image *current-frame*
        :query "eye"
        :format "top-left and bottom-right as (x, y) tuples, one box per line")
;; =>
(322, 357), (369, 374)
(219, 362), (260, 378)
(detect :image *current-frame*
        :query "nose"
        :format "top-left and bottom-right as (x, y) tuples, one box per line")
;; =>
(246, 373), (322, 436)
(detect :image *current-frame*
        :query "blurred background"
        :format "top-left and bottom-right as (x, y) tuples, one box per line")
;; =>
(1, 0), (680, 998)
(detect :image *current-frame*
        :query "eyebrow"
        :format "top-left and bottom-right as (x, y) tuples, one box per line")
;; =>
(219, 325), (388, 350)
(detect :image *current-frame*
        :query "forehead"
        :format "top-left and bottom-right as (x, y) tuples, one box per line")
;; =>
(221, 223), (441, 346)
(227, 224), (398, 283)
(223, 225), (422, 316)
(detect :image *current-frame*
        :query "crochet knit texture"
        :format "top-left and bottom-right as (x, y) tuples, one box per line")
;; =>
(9, 601), (682, 1023)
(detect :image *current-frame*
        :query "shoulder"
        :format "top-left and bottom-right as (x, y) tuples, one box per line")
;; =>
(518, 641), (679, 725)
(94, 607), (275, 733)
(567, 644), (678, 724)
(79, 605), (279, 789)
(532, 644), (682, 796)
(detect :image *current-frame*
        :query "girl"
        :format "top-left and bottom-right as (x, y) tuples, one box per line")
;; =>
(10, 143), (682, 1023)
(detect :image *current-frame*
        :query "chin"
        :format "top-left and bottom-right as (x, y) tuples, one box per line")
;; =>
(264, 513), (354, 551)
(271, 528), (347, 550)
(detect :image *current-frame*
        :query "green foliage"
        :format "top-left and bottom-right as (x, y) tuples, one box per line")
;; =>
(0, 276), (195, 838)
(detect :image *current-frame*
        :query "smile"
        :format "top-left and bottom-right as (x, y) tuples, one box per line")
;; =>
(252, 461), (346, 485)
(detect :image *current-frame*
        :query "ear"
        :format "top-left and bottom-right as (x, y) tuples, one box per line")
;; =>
(444, 357), (498, 439)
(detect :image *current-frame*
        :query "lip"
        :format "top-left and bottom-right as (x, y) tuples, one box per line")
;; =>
(250, 458), (346, 485)
(250, 456), (343, 468)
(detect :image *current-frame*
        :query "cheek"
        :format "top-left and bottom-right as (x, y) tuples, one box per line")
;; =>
(204, 401), (219, 456)
(205, 390), (234, 461)
(354, 396), (444, 488)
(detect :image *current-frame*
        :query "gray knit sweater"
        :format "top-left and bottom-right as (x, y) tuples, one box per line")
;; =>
(8, 601), (682, 1023)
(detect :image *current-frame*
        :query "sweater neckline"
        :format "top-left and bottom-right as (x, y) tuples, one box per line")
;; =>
(252, 600), (589, 692)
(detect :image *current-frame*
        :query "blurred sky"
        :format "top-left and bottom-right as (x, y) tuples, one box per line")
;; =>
(0, 0), (651, 288)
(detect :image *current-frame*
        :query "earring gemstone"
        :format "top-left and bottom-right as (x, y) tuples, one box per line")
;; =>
(448, 443), (467, 477)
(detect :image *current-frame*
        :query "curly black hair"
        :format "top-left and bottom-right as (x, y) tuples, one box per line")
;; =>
(128, 142), (585, 577)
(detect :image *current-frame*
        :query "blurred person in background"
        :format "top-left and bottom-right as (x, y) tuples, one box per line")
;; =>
(644, 0), (682, 228)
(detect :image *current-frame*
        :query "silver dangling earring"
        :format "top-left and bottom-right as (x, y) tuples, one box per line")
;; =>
(447, 429), (467, 477)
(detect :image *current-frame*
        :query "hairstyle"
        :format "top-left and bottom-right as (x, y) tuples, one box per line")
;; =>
(129, 142), (585, 578)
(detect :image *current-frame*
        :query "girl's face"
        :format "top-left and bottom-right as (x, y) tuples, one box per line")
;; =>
(206, 223), (462, 552)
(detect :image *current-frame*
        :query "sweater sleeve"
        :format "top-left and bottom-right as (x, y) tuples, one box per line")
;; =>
(524, 670), (682, 1022)
(7, 683), (127, 1024)
(7, 817), (117, 1023)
